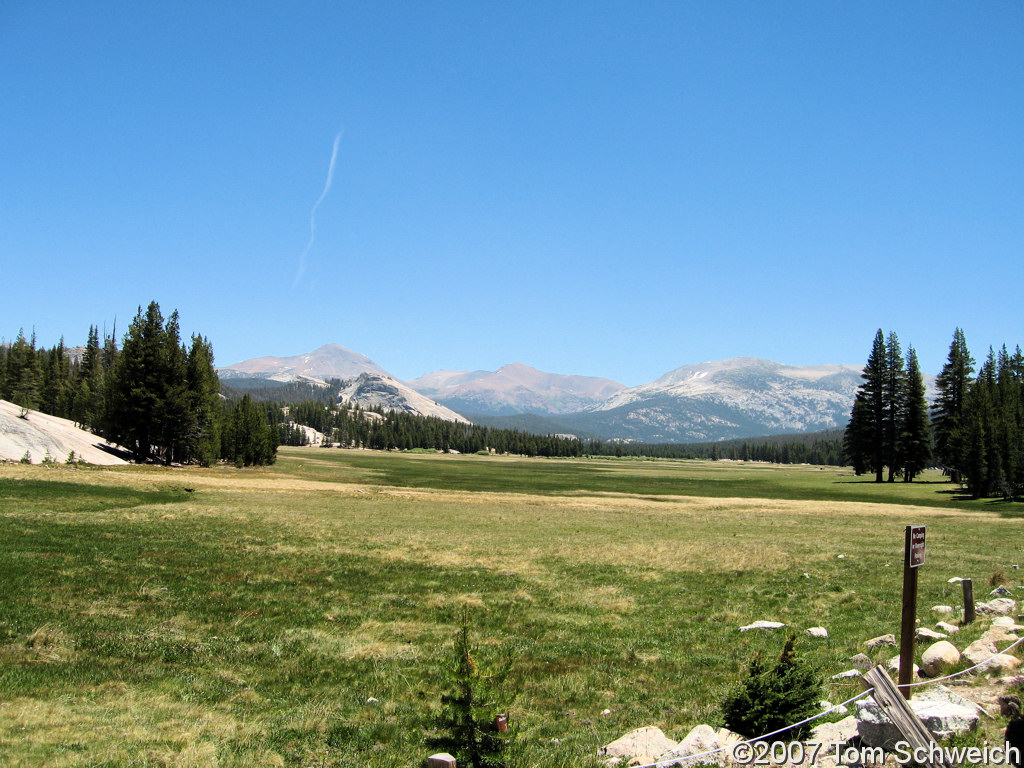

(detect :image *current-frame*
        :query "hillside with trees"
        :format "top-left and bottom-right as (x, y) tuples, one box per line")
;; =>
(0, 302), (277, 466)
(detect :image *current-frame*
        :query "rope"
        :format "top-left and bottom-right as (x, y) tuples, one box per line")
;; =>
(899, 633), (1024, 688)
(627, 627), (1024, 768)
(632, 690), (875, 768)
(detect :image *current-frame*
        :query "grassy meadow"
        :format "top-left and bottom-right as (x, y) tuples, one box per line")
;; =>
(1, 448), (1023, 767)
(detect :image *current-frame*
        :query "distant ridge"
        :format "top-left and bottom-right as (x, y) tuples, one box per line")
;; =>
(407, 362), (625, 415)
(220, 343), (388, 382)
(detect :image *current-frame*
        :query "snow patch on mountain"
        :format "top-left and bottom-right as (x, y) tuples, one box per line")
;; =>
(220, 343), (388, 382)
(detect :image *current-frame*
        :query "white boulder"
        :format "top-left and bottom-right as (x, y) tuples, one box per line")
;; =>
(739, 621), (785, 631)
(856, 698), (978, 748)
(598, 727), (678, 765)
(658, 724), (725, 767)
(887, 655), (920, 679)
(811, 715), (858, 746)
(978, 598), (1017, 616)
(866, 634), (897, 649)
(832, 669), (861, 680)
(921, 641), (961, 677)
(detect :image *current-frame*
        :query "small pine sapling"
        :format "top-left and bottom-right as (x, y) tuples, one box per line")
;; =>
(428, 611), (514, 768)
(721, 634), (822, 741)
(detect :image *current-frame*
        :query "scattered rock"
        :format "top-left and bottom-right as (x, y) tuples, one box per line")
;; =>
(887, 655), (921, 679)
(982, 627), (1018, 643)
(601, 709), (613, 716)
(598, 726), (678, 765)
(739, 621), (785, 632)
(658, 724), (725, 767)
(856, 697), (978, 748)
(821, 700), (849, 715)
(964, 637), (1000, 666)
(978, 598), (1018, 616)
(992, 585), (1014, 596)
(811, 715), (858, 746)
(936, 621), (960, 635)
(837, 554), (846, 559)
(366, 697), (380, 704)
(832, 669), (861, 680)
(981, 654), (1022, 675)
(919, 685), (989, 720)
(932, 605), (955, 614)
(921, 641), (961, 677)
(806, 627), (829, 639)
(916, 627), (948, 641)
(866, 634), (897, 649)
(993, 616), (1024, 631)
(850, 653), (873, 670)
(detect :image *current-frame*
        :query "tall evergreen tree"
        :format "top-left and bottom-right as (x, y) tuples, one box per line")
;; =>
(845, 329), (888, 482)
(185, 334), (221, 466)
(5, 329), (40, 412)
(882, 332), (907, 482)
(932, 328), (974, 483)
(105, 302), (191, 463)
(900, 346), (932, 481)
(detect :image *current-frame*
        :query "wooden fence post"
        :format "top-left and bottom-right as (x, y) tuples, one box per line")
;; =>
(861, 666), (952, 768)
(962, 578), (975, 624)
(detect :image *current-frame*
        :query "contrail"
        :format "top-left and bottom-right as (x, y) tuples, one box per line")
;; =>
(293, 130), (343, 288)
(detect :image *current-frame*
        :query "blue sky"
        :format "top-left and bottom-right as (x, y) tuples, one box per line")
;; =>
(2, 2), (1021, 385)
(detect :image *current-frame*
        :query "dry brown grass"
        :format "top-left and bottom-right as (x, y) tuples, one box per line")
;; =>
(0, 683), (269, 767)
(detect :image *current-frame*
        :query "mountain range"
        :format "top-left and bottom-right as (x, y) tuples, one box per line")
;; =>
(406, 363), (625, 416)
(221, 345), (932, 443)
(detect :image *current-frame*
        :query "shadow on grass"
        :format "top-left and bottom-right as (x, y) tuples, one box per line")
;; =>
(0, 478), (191, 513)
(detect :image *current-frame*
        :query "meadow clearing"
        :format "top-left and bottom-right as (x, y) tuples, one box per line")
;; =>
(1, 448), (1022, 767)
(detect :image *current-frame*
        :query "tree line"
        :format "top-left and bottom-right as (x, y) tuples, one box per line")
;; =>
(0, 301), (277, 466)
(243, 390), (845, 465)
(844, 327), (1024, 498)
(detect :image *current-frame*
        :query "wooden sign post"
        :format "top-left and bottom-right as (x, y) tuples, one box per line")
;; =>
(899, 525), (926, 699)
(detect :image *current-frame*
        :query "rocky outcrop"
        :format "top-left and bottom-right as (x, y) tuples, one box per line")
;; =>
(337, 374), (471, 423)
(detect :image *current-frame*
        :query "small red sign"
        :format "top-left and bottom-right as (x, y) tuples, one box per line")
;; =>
(909, 526), (926, 568)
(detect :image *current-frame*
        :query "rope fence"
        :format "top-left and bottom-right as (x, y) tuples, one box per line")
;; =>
(630, 630), (1024, 768)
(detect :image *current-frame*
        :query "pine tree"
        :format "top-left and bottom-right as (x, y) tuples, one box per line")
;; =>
(107, 303), (166, 462)
(721, 635), (822, 740)
(427, 612), (512, 768)
(845, 330), (888, 482)
(932, 328), (974, 484)
(900, 347), (932, 481)
(228, 394), (277, 467)
(186, 334), (221, 466)
(5, 329), (40, 411)
(844, 391), (872, 475)
(883, 332), (907, 482)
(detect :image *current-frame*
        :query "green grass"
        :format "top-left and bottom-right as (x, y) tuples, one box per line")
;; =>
(279, 449), (1018, 512)
(1, 450), (1022, 766)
